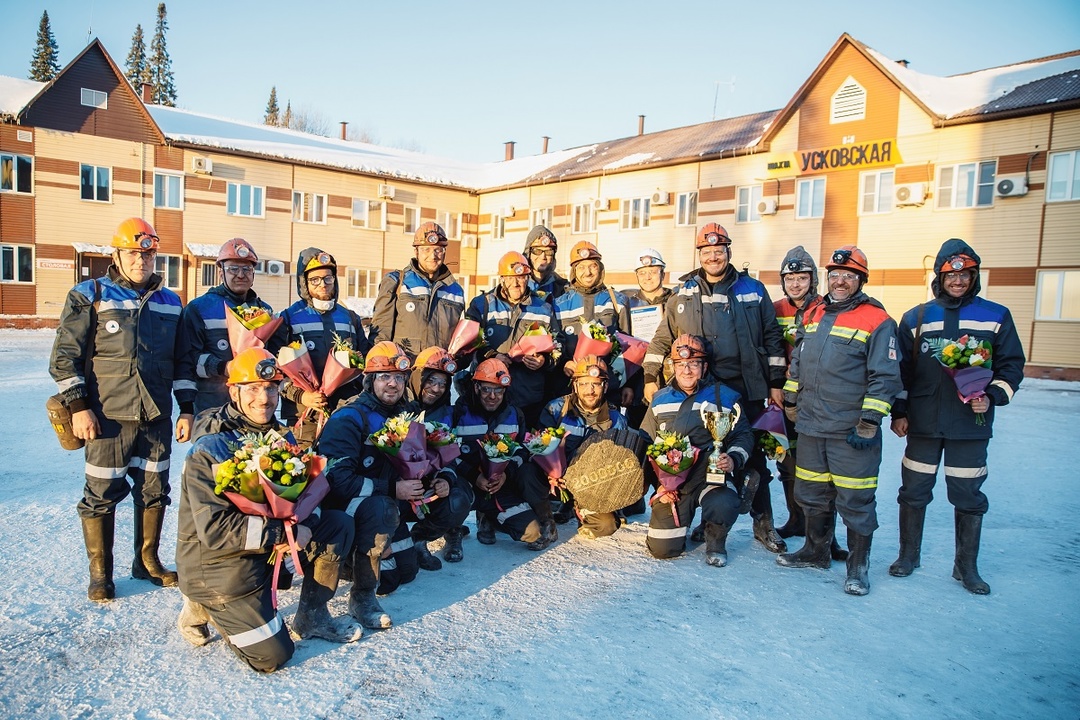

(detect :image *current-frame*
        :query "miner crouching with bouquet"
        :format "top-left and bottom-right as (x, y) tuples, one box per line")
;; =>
(175, 349), (360, 674)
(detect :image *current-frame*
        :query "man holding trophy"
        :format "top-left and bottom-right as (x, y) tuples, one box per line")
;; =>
(641, 335), (753, 566)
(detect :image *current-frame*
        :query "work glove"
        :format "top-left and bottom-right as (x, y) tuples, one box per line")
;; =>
(985, 385), (1009, 407)
(783, 402), (798, 424)
(846, 418), (880, 450)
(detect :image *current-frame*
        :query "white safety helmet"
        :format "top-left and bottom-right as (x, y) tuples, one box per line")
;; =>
(636, 248), (666, 270)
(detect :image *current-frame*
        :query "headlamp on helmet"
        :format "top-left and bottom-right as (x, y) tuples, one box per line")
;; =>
(940, 254), (977, 274)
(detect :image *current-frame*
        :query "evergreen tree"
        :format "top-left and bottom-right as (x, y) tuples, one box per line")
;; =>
(282, 101), (293, 129)
(125, 24), (151, 90)
(148, 3), (177, 106)
(264, 87), (280, 126)
(28, 10), (60, 82)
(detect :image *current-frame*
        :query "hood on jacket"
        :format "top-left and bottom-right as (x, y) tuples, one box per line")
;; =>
(931, 238), (982, 302)
(295, 247), (339, 305)
(409, 367), (452, 412)
(780, 245), (819, 298)
(525, 225), (559, 282)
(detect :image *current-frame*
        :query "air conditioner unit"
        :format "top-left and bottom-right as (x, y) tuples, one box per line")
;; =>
(995, 174), (1028, 198)
(191, 157), (213, 175)
(265, 260), (286, 276)
(651, 191), (670, 205)
(593, 197), (609, 211)
(757, 198), (778, 215)
(377, 183), (395, 200)
(895, 183), (926, 206)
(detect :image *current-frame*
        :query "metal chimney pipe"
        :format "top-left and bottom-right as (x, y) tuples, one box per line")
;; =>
(542, 136), (550, 154)
(638, 115), (645, 136)
(340, 121), (348, 140)
(141, 82), (153, 103)
(505, 141), (516, 161)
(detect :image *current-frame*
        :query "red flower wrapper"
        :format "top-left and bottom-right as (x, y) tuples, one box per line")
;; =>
(276, 343), (320, 394)
(507, 333), (556, 360)
(321, 350), (363, 397)
(573, 335), (614, 360)
(447, 319), (482, 357)
(225, 305), (283, 356)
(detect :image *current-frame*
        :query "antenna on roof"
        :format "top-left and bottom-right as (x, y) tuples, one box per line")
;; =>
(85, 1), (95, 44)
(712, 76), (736, 121)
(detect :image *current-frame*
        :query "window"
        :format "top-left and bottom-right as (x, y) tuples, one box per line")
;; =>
(403, 206), (420, 234)
(937, 161), (996, 209)
(675, 191), (698, 226)
(796, 177), (826, 219)
(227, 183), (264, 218)
(572, 203), (595, 233)
(80, 164), (110, 202)
(439, 211), (460, 239)
(736, 185), (763, 223)
(292, 191), (326, 224)
(1, 244), (33, 283)
(1047, 150), (1080, 202)
(621, 197), (651, 230)
(80, 88), (107, 109)
(347, 268), (381, 298)
(200, 261), (217, 287)
(1036, 270), (1080, 321)
(531, 207), (553, 228)
(153, 172), (183, 210)
(831, 77), (866, 123)
(491, 213), (505, 240)
(352, 198), (385, 229)
(155, 254), (181, 289)
(860, 170), (894, 214)
(0, 153), (33, 194)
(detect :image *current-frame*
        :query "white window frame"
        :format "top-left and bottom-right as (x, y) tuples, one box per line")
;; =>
(0, 153), (33, 194)
(153, 171), (184, 210)
(292, 191), (327, 224)
(403, 206), (420, 234)
(439, 211), (460, 239)
(531, 207), (553, 229)
(0, 244), (33, 283)
(80, 88), (107, 109)
(859, 170), (894, 215)
(831, 77), (866, 124)
(1036, 270), (1080, 321)
(155, 253), (182, 290)
(347, 267), (382, 299)
(1046, 150), (1080, 202)
(227, 183), (265, 218)
(937, 160), (996, 209)
(736, 185), (763, 223)
(79, 164), (111, 202)
(352, 198), (386, 230)
(796, 177), (826, 219)
(571, 203), (595, 234)
(491, 213), (505, 240)
(620, 197), (651, 230)
(675, 191), (698, 227)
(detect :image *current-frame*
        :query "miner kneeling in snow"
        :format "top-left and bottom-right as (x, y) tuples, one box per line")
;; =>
(175, 349), (360, 673)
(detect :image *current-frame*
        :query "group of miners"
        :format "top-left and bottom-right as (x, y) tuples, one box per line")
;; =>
(49, 216), (1025, 673)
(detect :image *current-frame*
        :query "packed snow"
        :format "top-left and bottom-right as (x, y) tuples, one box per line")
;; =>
(1, 329), (1077, 719)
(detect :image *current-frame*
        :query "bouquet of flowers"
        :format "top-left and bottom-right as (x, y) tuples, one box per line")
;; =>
(645, 431), (699, 526)
(447, 318), (483, 357)
(370, 413), (440, 516)
(609, 332), (649, 386)
(523, 427), (568, 501)
(507, 322), (557, 360)
(782, 322), (798, 348)
(752, 403), (791, 461)
(213, 430), (330, 606)
(276, 340), (329, 436)
(225, 303), (283, 356)
(321, 332), (364, 398)
(424, 420), (461, 468)
(477, 432), (521, 480)
(574, 319), (614, 360)
(927, 335), (994, 425)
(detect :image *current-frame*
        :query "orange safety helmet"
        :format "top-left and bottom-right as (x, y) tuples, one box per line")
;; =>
(218, 237), (259, 264)
(112, 218), (160, 251)
(364, 341), (411, 373)
(498, 251), (531, 277)
(413, 221), (448, 247)
(570, 240), (602, 264)
(669, 334), (708, 361)
(571, 354), (609, 380)
(414, 347), (457, 375)
(473, 358), (511, 386)
(226, 348), (283, 385)
(696, 223), (732, 249)
(826, 245), (869, 277)
(939, 253), (978, 274)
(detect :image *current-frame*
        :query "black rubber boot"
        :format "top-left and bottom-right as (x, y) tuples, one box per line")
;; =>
(776, 478), (805, 538)
(889, 504), (926, 577)
(753, 511), (787, 553)
(552, 501), (576, 525)
(526, 506), (558, 551)
(777, 512), (832, 569)
(476, 512), (497, 545)
(349, 537), (393, 629)
(81, 513), (116, 602)
(293, 557), (362, 643)
(131, 506), (178, 587)
(177, 596), (213, 646)
(738, 469), (761, 515)
(844, 529), (873, 596)
(952, 511), (991, 595)
(690, 524), (705, 543)
(704, 522), (731, 567)
(830, 512), (849, 561)
(413, 537), (443, 571)
(443, 526), (465, 563)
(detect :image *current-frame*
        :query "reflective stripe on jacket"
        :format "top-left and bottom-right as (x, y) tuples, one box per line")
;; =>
(370, 261), (464, 357)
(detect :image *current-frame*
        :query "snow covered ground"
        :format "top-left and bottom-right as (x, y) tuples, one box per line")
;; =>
(1, 328), (1077, 720)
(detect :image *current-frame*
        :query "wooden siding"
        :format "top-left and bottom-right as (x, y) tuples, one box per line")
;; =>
(1049, 108), (1080, 150)
(1040, 202), (1080, 266)
(1030, 322), (1080, 365)
(0, 284), (35, 315)
(0, 193), (34, 240)
(155, 145), (184, 172)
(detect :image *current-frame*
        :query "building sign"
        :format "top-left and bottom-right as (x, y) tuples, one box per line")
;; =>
(798, 139), (900, 173)
(37, 258), (74, 271)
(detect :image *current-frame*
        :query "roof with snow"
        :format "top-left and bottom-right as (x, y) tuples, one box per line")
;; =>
(0, 76), (43, 117)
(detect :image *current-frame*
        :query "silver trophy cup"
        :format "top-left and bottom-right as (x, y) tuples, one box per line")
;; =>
(700, 405), (742, 485)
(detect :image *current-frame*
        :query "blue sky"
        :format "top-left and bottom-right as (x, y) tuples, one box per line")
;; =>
(3, 0), (1079, 162)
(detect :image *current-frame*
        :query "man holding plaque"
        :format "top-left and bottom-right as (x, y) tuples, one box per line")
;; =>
(779, 246), (901, 596)
(641, 335), (753, 566)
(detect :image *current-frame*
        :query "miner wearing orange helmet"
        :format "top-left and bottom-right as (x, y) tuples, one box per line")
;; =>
(50, 218), (187, 603)
(174, 348), (360, 670)
(464, 251), (558, 428)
